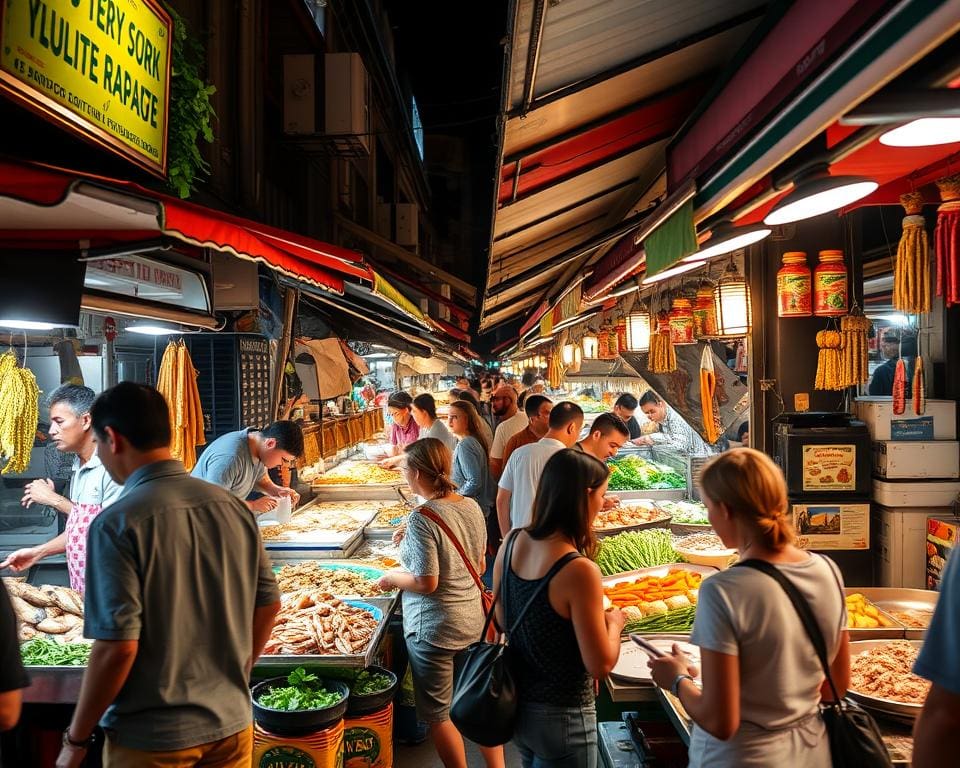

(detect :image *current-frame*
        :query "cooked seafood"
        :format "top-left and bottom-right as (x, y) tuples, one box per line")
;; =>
(674, 532), (731, 553)
(264, 591), (379, 656)
(594, 501), (668, 530)
(260, 501), (380, 540)
(4, 578), (86, 645)
(850, 641), (930, 704)
(275, 562), (384, 597)
(370, 503), (408, 529)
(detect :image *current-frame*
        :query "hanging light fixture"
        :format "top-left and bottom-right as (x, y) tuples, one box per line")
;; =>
(713, 259), (752, 337)
(561, 343), (575, 366)
(581, 333), (599, 359)
(641, 259), (705, 285)
(624, 310), (651, 352)
(682, 221), (772, 262)
(879, 118), (960, 147)
(763, 163), (877, 226)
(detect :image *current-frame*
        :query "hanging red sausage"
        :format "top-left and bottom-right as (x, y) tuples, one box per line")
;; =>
(934, 174), (960, 308)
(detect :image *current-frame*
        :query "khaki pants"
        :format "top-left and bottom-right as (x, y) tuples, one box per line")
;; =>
(103, 725), (253, 768)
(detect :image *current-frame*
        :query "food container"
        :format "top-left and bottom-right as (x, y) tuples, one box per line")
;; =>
(674, 546), (737, 570)
(845, 587), (937, 640)
(669, 521), (713, 537)
(813, 249), (848, 317)
(854, 397), (957, 441)
(844, 591), (908, 641)
(693, 286), (718, 338)
(252, 677), (350, 736)
(608, 489), (686, 502)
(272, 561), (391, 600)
(610, 635), (700, 684)
(847, 639), (926, 724)
(600, 563), (718, 587)
(873, 440), (960, 479)
(777, 251), (812, 317)
(873, 479), (960, 508)
(346, 666), (399, 716)
(668, 298), (696, 345)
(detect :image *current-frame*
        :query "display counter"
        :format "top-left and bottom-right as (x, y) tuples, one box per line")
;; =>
(300, 409), (385, 464)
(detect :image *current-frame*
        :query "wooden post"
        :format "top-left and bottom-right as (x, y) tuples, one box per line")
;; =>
(273, 287), (299, 421)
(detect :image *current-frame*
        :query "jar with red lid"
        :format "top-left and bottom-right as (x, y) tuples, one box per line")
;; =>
(777, 251), (812, 317)
(668, 297), (696, 344)
(693, 286), (718, 337)
(615, 317), (628, 352)
(814, 250), (848, 317)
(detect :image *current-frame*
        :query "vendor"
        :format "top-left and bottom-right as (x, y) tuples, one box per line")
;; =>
(0, 385), (123, 595)
(191, 421), (303, 513)
(611, 393), (644, 443)
(384, 392), (420, 457)
(633, 391), (714, 457)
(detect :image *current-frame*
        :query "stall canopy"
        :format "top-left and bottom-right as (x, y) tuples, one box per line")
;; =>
(479, 0), (767, 333)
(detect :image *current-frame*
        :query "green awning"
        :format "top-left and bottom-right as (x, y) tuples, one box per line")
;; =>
(642, 199), (697, 278)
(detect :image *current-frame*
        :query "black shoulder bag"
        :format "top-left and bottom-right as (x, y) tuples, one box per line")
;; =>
(450, 530), (580, 747)
(736, 559), (892, 768)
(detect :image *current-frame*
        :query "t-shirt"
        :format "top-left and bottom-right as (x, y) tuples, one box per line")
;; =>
(451, 436), (494, 510)
(624, 415), (642, 440)
(687, 555), (846, 768)
(191, 428), (266, 500)
(498, 438), (566, 530)
(915, 548), (960, 694)
(84, 460), (280, 751)
(490, 411), (529, 460)
(422, 419), (458, 453)
(502, 426), (539, 467)
(389, 416), (421, 448)
(400, 498), (487, 650)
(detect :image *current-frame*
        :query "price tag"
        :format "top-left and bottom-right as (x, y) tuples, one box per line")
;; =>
(794, 393), (810, 412)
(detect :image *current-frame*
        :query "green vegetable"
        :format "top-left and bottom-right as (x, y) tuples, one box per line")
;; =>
(594, 529), (678, 576)
(661, 500), (709, 525)
(623, 605), (696, 634)
(257, 667), (344, 711)
(353, 670), (393, 696)
(21, 638), (92, 666)
(607, 456), (685, 491)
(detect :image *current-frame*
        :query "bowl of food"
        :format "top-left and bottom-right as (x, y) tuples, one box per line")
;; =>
(252, 667), (349, 735)
(674, 532), (737, 570)
(659, 500), (712, 536)
(346, 666), (399, 716)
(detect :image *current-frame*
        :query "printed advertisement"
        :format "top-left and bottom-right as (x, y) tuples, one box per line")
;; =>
(0, 0), (172, 173)
(793, 503), (869, 550)
(802, 444), (856, 491)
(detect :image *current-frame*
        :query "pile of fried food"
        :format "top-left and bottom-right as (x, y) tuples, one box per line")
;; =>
(275, 562), (385, 597)
(313, 461), (402, 486)
(845, 593), (899, 629)
(370, 503), (409, 529)
(261, 502), (379, 540)
(264, 591), (379, 656)
(850, 640), (930, 704)
(4, 579), (85, 643)
(593, 501), (669, 531)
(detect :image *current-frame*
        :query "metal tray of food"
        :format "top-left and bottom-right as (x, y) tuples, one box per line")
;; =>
(844, 590), (912, 641)
(363, 501), (411, 539)
(845, 588), (937, 640)
(311, 484), (408, 502)
(593, 502), (672, 537)
(847, 639), (927, 724)
(272, 560), (394, 600)
(608, 489), (687, 501)
(601, 563), (718, 587)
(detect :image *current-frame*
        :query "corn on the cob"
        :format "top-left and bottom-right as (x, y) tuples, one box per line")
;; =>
(0, 351), (41, 474)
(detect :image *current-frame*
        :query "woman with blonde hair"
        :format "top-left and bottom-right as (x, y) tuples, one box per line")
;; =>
(378, 438), (502, 768)
(648, 448), (850, 768)
(447, 400), (494, 513)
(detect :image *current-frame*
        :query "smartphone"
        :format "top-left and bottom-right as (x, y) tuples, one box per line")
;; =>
(629, 634), (665, 658)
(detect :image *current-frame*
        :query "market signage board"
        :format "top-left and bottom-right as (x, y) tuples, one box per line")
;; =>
(0, 0), (172, 175)
(792, 503), (869, 551)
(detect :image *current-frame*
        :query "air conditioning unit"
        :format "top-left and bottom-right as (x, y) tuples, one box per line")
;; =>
(395, 203), (418, 247)
(283, 54), (316, 134)
(325, 53), (369, 153)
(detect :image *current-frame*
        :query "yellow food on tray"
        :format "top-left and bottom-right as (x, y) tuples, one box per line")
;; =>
(260, 501), (379, 540)
(602, 569), (702, 621)
(313, 461), (402, 485)
(845, 593), (897, 629)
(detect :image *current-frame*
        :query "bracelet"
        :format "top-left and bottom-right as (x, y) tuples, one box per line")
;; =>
(62, 727), (95, 749)
(670, 673), (694, 697)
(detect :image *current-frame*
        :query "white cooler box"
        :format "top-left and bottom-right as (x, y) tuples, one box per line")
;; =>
(855, 397), (957, 441)
(873, 441), (960, 479)
(872, 505), (944, 588)
(873, 478), (960, 508)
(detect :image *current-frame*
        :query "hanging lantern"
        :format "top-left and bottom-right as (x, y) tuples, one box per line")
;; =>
(581, 334), (599, 359)
(693, 284), (718, 338)
(563, 343), (582, 373)
(561, 343), (575, 366)
(713, 260), (753, 337)
(668, 297), (696, 345)
(624, 311), (651, 352)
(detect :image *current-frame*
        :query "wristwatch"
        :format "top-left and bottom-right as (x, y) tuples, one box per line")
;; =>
(670, 673), (694, 697)
(62, 727), (95, 749)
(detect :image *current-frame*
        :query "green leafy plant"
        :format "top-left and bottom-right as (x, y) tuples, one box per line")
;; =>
(257, 667), (344, 711)
(21, 638), (92, 666)
(352, 670), (393, 696)
(165, 4), (216, 198)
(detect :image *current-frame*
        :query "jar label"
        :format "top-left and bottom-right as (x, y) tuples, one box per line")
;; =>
(669, 317), (695, 344)
(814, 273), (848, 316)
(777, 273), (812, 316)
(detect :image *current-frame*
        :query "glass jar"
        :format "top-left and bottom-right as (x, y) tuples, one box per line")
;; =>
(693, 286), (718, 337)
(814, 249), (848, 317)
(606, 324), (620, 357)
(615, 317), (628, 353)
(777, 251), (812, 317)
(668, 297), (696, 344)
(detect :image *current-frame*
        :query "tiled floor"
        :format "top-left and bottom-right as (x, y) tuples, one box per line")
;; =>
(394, 737), (522, 767)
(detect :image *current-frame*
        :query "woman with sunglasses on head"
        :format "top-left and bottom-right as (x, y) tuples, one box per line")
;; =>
(647, 448), (849, 768)
(493, 449), (624, 768)
(446, 400), (495, 516)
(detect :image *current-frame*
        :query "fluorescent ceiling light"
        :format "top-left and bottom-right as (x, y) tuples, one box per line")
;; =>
(763, 164), (877, 226)
(0, 319), (59, 330)
(641, 259), (705, 286)
(683, 222), (772, 262)
(880, 118), (960, 147)
(127, 323), (186, 336)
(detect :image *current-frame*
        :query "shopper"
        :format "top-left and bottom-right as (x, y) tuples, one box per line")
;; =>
(489, 386), (528, 480)
(56, 382), (281, 768)
(912, 542), (960, 767)
(456, 390), (495, 446)
(1, 385), (123, 595)
(502, 395), (553, 467)
(191, 420), (303, 513)
(577, 413), (630, 462)
(497, 402), (584, 535)
(634, 391), (714, 456)
(868, 330), (916, 397)
(611, 393), (644, 442)
(648, 448), (849, 768)
(378, 438), (503, 768)
(0, 580), (28, 732)
(447, 400), (495, 514)
(379, 392), (420, 457)
(413, 394), (458, 452)
(493, 449), (624, 768)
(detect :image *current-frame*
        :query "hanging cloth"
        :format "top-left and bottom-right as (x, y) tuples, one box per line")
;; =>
(934, 174), (960, 308)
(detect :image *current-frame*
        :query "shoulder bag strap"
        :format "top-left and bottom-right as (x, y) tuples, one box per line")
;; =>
(735, 559), (842, 702)
(504, 537), (581, 636)
(416, 505), (485, 591)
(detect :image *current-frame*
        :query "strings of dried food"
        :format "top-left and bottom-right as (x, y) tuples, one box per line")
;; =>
(838, 312), (871, 388)
(934, 175), (960, 308)
(913, 355), (925, 416)
(0, 351), (40, 474)
(893, 192), (931, 314)
(648, 312), (677, 374)
(893, 359), (907, 415)
(156, 341), (205, 470)
(814, 330), (843, 390)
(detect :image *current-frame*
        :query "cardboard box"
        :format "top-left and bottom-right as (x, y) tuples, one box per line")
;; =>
(874, 441), (960, 479)
(872, 506), (940, 588)
(854, 397), (957, 441)
(926, 517), (959, 590)
(873, 479), (960, 508)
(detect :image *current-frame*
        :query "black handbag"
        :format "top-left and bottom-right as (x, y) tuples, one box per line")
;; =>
(736, 559), (892, 768)
(450, 530), (579, 747)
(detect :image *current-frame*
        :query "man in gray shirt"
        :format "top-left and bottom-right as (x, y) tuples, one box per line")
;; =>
(56, 383), (281, 768)
(191, 421), (304, 514)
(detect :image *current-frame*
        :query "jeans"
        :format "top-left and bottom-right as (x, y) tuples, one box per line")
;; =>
(513, 701), (598, 768)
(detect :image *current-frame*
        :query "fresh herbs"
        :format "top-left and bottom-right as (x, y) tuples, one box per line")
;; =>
(20, 638), (91, 666)
(607, 456), (685, 491)
(353, 670), (393, 696)
(623, 605), (697, 635)
(594, 529), (678, 576)
(257, 667), (344, 711)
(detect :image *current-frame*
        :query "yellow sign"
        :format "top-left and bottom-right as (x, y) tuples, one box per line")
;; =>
(0, 0), (172, 174)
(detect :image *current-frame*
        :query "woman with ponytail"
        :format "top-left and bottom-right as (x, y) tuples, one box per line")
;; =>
(378, 438), (502, 768)
(648, 448), (850, 768)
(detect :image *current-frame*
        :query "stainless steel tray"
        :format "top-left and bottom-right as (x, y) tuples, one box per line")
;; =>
(601, 563), (718, 587)
(311, 484), (409, 502)
(608, 489), (686, 501)
(846, 588), (937, 640)
(847, 639), (926, 724)
(271, 559), (394, 600)
(594, 515), (672, 538)
(22, 666), (86, 705)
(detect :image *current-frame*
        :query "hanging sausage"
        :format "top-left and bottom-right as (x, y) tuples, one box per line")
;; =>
(934, 174), (960, 308)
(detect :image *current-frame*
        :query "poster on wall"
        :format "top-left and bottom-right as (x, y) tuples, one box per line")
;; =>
(801, 444), (857, 491)
(0, 0), (172, 174)
(792, 503), (870, 550)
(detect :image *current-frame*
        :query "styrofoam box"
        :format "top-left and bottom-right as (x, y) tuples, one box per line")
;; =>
(854, 397), (957, 441)
(872, 505), (940, 588)
(873, 478), (960, 508)
(874, 441), (960, 479)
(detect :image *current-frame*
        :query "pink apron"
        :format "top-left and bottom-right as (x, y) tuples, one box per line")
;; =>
(65, 503), (104, 595)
